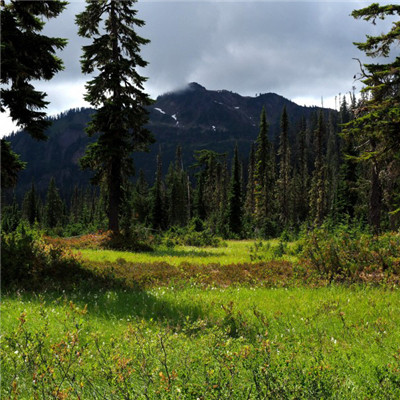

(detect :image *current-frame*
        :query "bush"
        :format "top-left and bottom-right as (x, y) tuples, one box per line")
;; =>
(300, 225), (400, 283)
(162, 223), (224, 248)
(1, 223), (90, 290)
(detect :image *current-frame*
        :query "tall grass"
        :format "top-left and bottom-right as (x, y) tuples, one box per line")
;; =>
(2, 286), (400, 399)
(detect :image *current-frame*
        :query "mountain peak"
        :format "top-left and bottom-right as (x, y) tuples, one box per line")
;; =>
(187, 82), (206, 91)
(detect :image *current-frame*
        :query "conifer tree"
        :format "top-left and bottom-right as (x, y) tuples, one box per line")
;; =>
(227, 144), (243, 235)
(254, 107), (275, 234)
(1, 0), (67, 187)
(22, 182), (40, 225)
(166, 146), (188, 227)
(44, 178), (63, 229)
(344, 3), (400, 231)
(244, 143), (256, 223)
(309, 111), (326, 225)
(132, 169), (150, 224)
(277, 106), (291, 226)
(293, 117), (309, 224)
(325, 112), (340, 220)
(77, 0), (154, 233)
(150, 154), (166, 230)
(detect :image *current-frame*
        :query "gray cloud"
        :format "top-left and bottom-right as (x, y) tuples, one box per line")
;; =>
(2, 0), (395, 135)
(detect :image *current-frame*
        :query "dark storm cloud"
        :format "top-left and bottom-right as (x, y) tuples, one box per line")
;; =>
(2, 0), (395, 135)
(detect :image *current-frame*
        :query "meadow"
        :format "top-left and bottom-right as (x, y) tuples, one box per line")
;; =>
(2, 235), (400, 399)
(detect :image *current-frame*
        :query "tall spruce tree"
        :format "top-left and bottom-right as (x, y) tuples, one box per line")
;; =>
(150, 153), (166, 230)
(244, 143), (256, 222)
(254, 107), (275, 234)
(44, 178), (63, 229)
(309, 111), (326, 225)
(277, 106), (291, 226)
(227, 144), (243, 235)
(76, 0), (154, 233)
(1, 0), (67, 188)
(22, 182), (40, 225)
(344, 3), (400, 231)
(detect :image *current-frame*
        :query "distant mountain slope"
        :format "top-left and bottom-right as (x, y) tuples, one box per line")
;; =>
(7, 82), (330, 198)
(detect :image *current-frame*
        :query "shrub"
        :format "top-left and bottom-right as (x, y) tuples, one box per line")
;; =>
(162, 223), (224, 248)
(300, 225), (400, 283)
(1, 223), (96, 290)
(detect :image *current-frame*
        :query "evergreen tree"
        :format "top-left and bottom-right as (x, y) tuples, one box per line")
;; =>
(325, 112), (340, 220)
(132, 169), (151, 224)
(22, 182), (40, 225)
(1, 0), (67, 138)
(244, 143), (256, 222)
(166, 146), (189, 227)
(254, 107), (275, 234)
(309, 111), (326, 225)
(44, 178), (63, 229)
(344, 4), (400, 231)
(77, 0), (154, 233)
(1, 140), (26, 189)
(293, 117), (309, 224)
(227, 144), (243, 235)
(150, 154), (166, 230)
(277, 106), (291, 226)
(1, 1), (67, 188)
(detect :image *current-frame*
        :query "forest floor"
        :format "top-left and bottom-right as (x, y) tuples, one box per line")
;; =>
(2, 238), (400, 399)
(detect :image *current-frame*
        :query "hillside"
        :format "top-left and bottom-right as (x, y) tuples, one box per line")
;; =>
(7, 82), (329, 198)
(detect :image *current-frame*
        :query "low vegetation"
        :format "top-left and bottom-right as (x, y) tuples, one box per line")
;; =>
(1, 225), (400, 398)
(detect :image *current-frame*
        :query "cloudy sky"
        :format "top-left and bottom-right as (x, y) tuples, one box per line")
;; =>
(1, 0), (395, 137)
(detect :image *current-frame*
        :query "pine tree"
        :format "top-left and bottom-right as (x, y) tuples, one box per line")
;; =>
(1, 1), (67, 188)
(44, 178), (63, 229)
(277, 106), (291, 226)
(150, 154), (166, 230)
(166, 146), (189, 227)
(132, 169), (150, 224)
(244, 143), (256, 222)
(22, 182), (40, 225)
(1, 0), (67, 138)
(309, 111), (326, 225)
(254, 107), (275, 234)
(77, 0), (154, 233)
(227, 144), (243, 235)
(343, 4), (400, 231)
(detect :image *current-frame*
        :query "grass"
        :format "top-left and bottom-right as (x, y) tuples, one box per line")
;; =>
(2, 286), (400, 399)
(2, 234), (400, 398)
(76, 239), (297, 266)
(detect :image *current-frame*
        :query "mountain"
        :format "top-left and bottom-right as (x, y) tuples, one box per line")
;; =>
(6, 82), (330, 199)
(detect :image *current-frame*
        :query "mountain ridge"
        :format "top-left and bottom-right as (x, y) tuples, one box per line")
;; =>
(6, 82), (331, 199)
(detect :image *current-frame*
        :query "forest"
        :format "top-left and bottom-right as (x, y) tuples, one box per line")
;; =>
(1, 1), (400, 399)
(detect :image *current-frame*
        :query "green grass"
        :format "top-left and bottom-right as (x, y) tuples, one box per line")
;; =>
(76, 239), (297, 266)
(2, 285), (400, 399)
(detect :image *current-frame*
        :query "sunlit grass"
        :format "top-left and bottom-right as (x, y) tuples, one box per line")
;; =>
(2, 286), (400, 398)
(76, 239), (297, 266)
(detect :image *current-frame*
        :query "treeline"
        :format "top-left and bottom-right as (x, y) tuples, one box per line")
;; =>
(3, 97), (399, 238)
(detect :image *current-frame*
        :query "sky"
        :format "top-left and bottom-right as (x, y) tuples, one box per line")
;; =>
(1, 0), (395, 137)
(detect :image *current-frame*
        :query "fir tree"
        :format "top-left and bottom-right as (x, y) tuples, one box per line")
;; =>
(1, 0), (67, 139)
(22, 182), (40, 225)
(227, 144), (243, 235)
(344, 3), (400, 231)
(1, 1), (67, 188)
(309, 111), (326, 225)
(77, 0), (154, 233)
(44, 178), (63, 229)
(150, 154), (166, 230)
(244, 143), (256, 222)
(277, 106), (291, 226)
(254, 107), (275, 234)
(132, 169), (150, 224)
